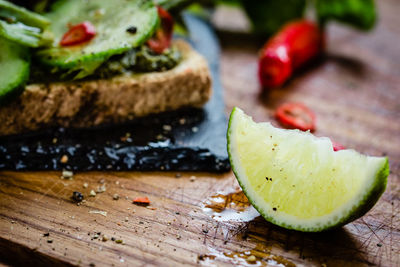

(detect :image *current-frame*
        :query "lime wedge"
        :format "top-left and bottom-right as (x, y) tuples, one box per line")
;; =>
(227, 107), (389, 232)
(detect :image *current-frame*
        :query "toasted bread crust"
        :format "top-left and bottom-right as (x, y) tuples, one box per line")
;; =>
(0, 40), (212, 136)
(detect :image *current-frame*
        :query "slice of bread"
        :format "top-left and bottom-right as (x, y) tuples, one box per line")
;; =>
(0, 40), (212, 136)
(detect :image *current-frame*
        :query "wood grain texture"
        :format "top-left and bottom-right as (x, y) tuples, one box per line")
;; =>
(1, 0), (400, 266)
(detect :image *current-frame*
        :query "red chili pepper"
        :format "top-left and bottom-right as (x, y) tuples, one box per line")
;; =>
(275, 102), (316, 132)
(60, 21), (96, 46)
(133, 196), (150, 205)
(259, 20), (323, 88)
(332, 141), (346, 151)
(147, 6), (174, 54)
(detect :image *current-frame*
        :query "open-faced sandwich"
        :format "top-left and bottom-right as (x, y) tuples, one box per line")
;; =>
(0, 0), (212, 136)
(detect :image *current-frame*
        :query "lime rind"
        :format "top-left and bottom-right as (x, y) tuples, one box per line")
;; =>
(227, 107), (389, 232)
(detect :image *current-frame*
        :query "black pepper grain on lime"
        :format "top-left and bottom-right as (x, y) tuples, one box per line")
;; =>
(126, 26), (137, 34)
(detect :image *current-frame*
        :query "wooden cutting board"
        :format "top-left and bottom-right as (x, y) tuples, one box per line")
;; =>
(1, 0), (399, 266)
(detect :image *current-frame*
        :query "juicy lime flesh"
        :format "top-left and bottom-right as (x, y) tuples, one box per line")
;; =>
(228, 107), (388, 231)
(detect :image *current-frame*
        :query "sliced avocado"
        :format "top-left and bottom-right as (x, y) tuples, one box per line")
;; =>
(0, 37), (30, 105)
(35, 0), (159, 78)
(0, 0), (51, 47)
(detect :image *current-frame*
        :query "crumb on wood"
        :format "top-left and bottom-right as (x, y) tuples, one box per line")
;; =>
(247, 255), (256, 263)
(61, 170), (73, 179)
(89, 210), (107, 216)
(96, 184), (106, 193)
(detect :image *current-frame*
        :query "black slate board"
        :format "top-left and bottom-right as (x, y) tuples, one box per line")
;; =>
(0, 15), (230, 173)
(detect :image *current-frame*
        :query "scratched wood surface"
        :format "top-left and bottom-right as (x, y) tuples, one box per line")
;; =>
(1, 0), (400, 266)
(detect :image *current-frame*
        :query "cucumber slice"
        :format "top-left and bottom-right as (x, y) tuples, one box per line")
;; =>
(0, 38), (30, 105)
(0, 0), (50, 29)
(0, 0), (51, 47)
(35, 0), (159, 78)
(0, 20), (42, 47)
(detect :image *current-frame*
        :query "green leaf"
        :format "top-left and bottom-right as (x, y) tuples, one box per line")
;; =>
(316, 0), (376, 30)
(241, 0), (306, 35)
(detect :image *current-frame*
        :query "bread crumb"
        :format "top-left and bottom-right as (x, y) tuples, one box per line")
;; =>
(60, 155), (68, 164)
(163, 125), (172, 131)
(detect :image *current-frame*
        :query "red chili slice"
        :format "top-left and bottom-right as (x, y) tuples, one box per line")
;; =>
(147, 6), (174, 54)
(275, 102), (316, 132)
(332, 141), (346, 151)
(132, 196), (150, 206)
(60, 21), (96, 46)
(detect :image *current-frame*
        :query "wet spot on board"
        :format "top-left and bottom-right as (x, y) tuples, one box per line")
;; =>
(202, 189), (260, 222)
